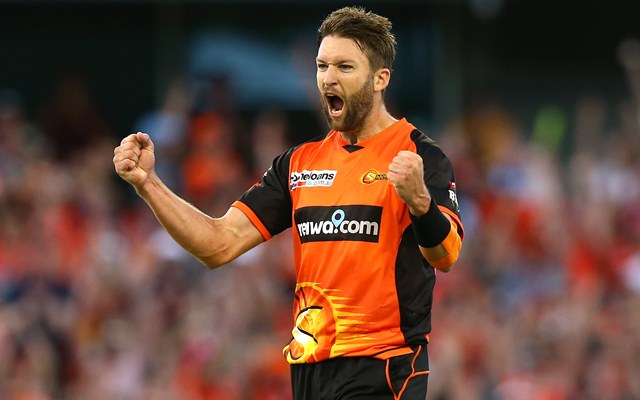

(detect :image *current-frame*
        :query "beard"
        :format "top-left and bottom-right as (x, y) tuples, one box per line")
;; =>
(321, 75), (375, 134)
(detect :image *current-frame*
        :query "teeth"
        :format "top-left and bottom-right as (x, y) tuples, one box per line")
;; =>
(326, 94), (344, 115)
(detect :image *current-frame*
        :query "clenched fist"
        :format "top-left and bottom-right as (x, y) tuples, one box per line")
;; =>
(113, 132), (156, 189)
(387, 150), (431, 215)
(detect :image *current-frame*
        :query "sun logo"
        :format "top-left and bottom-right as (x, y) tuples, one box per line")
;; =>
(362, 169), (388, 184)
(287, 306), (325, 361)
(283, 283), (370, 364)
(284, 284), (336, 363)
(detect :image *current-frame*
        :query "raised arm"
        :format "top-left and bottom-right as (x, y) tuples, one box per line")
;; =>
(388, 150), (463, 273)
(113, 132), (264, 268)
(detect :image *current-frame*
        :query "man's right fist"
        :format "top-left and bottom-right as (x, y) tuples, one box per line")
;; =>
(113, 132), (155, 188)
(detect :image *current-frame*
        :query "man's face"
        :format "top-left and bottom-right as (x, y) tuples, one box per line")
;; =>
(316, 36), (375, 133)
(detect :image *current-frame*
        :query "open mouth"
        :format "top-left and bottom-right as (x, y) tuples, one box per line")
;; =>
(326, 94), (344, 117)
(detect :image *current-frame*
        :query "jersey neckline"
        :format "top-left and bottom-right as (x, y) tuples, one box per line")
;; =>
(332, 118), (413, 151)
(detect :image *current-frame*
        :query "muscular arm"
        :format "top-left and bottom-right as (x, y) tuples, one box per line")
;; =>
(114, 132), (264, 269)
(136, 175), (264, 268)
(388, 150), (462, 272)
(416, 211), (462, 273)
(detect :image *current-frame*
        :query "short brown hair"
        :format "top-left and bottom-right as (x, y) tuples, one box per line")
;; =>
(318, 6), (397, 72)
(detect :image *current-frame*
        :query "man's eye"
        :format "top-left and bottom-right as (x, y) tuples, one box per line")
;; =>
(317, 63), (328, 71)
(339, 65), (353, 71)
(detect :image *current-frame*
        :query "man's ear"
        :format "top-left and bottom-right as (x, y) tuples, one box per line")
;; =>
(373, 68), (391, 93)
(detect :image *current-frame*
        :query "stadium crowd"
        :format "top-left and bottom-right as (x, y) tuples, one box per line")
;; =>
(1, 38), (640, 400)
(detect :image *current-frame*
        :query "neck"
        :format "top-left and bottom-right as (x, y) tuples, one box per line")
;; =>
(340, 104), (397, 144)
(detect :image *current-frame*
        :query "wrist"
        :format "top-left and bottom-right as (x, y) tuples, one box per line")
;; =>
(134, 172), (160, 198)
(407, 187), (431, 216)
(408, 200), (429, 216)
(410, 197), (451, 248)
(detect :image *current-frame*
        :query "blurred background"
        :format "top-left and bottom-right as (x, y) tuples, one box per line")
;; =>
(1, 0), (639, 399)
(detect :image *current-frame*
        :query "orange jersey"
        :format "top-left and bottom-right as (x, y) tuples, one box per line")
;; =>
(233, 118), (463, 364)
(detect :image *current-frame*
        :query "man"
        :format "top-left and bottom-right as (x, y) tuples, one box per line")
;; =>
(113, 6), (463, 399)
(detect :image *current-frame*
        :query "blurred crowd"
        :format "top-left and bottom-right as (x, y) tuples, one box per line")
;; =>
(1, 36), (640, 400)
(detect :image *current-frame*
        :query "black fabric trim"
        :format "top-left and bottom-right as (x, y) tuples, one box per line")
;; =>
(410, 197), (451, 248)
(342, 144), (364, 153)
(409, 128), (463, 229)
(395, 226), (435, 344)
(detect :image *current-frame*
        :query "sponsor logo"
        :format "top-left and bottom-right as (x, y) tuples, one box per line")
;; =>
(361, 169), (388, 184)
(294, 205), (382, 243)
(290, 169), (337, 190)
(449, 189), (460, 212)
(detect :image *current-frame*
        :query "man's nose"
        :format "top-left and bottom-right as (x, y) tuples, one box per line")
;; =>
(322, 66), (338, 86)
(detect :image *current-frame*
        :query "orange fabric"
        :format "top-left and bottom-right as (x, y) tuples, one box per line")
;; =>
(427, 224), (462, 270)
(375, 346), (415, 359)
(232, 200), (273, 240)
(440, 206), (464, 238)
(282, 120), (419, 363)
(236, 118), (463, 364)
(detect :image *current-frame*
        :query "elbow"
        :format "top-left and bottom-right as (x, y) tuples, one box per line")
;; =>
(438, 263), (454, 273)
(425, 227), (462, 273)
(193, 242), (235, 270)
(426, 240), (461, 272)
(429, 255), (457, 273)
(201, 257), (226, 270)
(199, 250), (235, 270)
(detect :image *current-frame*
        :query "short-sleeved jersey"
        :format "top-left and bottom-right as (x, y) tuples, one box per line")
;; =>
(232, 118), (463, 364)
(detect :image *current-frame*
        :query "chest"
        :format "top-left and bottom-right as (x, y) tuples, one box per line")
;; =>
(288, 146), (400, 209)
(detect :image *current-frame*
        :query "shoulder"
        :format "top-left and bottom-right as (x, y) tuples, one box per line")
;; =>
(409, 129), (443, 157)
(409, 129), (450, 168)
(282, 132), (334, 164)
(408, 128), (455, 184)
(272, 133), (328, 167)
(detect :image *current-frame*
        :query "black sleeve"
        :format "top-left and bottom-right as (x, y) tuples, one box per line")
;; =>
(410, 129), (462, 221)
(236, 147), (294, 237)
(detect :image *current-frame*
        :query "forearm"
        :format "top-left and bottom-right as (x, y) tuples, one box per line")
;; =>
(134, 173), (242, 268)
(419, 220), (462, 272)
(411, 198), (462, 272)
